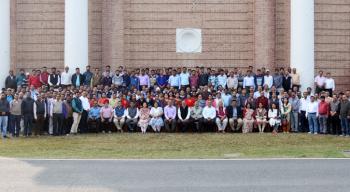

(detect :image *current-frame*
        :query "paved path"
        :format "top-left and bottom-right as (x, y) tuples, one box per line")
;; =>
(1, 158), (350, 192)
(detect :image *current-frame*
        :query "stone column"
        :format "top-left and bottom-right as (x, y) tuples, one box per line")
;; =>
(291, 0), (315, 91)
(102, 0), (125, 70)
(254, 0), (276, 71)
(0, 0), (11, 88)
(65, 0), (89, 72)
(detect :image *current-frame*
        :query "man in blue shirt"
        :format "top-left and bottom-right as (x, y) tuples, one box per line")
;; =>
(83, 65), (94, 87)
(88, 101), (101, 133)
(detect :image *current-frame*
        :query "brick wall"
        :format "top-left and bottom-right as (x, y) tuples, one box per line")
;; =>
(11, 0), (65, 71)
(275, 0), (290, 70)
(315, 0), (350, 91)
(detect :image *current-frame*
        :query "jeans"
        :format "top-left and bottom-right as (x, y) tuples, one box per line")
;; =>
(290, 111), (299, 132)
(318, 115), (328, 134)
(10, 115), (21, 136)
(0, 116), (8, 137)
(307, 113), (318, 133)
(340, 117), (349, 136)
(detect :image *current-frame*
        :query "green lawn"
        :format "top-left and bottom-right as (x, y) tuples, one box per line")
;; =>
(0, 133), (350, 159)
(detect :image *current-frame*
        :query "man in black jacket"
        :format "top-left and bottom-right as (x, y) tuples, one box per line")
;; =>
(0, 93), (10, 138)
(21, 92), (35, 137)
(71, 68), (85, 88)
(5, 70), (17, 90)
(227, 99), (243, 132)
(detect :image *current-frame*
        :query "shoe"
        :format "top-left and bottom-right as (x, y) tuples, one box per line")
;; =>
(308, 132), (312, 134)
(108, 131), (112, 134)
(314, 133), (318, 135)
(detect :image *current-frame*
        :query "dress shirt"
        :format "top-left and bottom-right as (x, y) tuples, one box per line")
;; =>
(243, 76), (254, 88)
(79, 96), (90, 111)
(179, 72), (190, 86)
(164, 105), (177, 120)
(202, 106), (216, 119)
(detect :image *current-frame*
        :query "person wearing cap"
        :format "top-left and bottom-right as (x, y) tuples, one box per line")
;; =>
(306, 95), (319, 134)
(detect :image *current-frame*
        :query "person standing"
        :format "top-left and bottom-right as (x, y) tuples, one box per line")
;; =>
(92, 68), (102, 87)
(314, 70), (326, 94)
(280, 97), (292, 133)
(339, 95), (350, 137)
(113, 101), (126, 132)
(318, 96), (330, 134)
(263, 69), (273, 90)
(9, 94), (22, 137)
(33, 94), (47, 136)
(299, 92), (309, 132)
(71, 68), (85, 88)
(289, 92), (300, 133)
(21, 92), (35, 137)
(306, 95), (319, 134)
(290, 68), (300, 91)
(50, 94), (64, 136)
(70, 92), (83, 135)
(138, 69), (150, 89)
(0, 93), (10, 138)
(282, 71), (292, 92)
(329, 94), (340, 135)
(5, 70), (17, 91)
(164, 100), (177, 132)
(60, 66), (72, 88)
(179, 67), (190, 89)
(243, 71), (255, 91)
(79, 91), (90, 133)
(48, 67), (60, 89)
(83, 65), (94, 87)
(324, 72), (335, 97)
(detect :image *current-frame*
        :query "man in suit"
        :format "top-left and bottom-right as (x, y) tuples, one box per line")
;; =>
(71, 68), (85, 88)
(226, 99), (243, 132)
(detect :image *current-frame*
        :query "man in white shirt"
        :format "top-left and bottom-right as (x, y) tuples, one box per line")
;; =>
(202, 100), (217, 132)
(217, 70), (228, 89)
(227, 71), (238, 90)
(324, 72), (335, 97)
(79, 91), (90, 133)
(314, 70), (326, 94)
(60, 66), (71, 88)
(168, 70), (180, 89)
(263, 69), (273, 89)
(243, 71), (255, 91)
(179, 67), (190, 89)
(306, 95), (319, 134)
(299, 92), (310, 132)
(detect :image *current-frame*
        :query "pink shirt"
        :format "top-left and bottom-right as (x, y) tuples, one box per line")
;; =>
(100, 106), (113, 119)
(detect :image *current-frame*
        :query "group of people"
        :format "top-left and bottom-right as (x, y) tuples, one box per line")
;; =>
(0, 64), (349, 139)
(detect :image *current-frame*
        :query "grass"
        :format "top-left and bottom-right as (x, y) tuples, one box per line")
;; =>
(0, 133), (350, 159)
